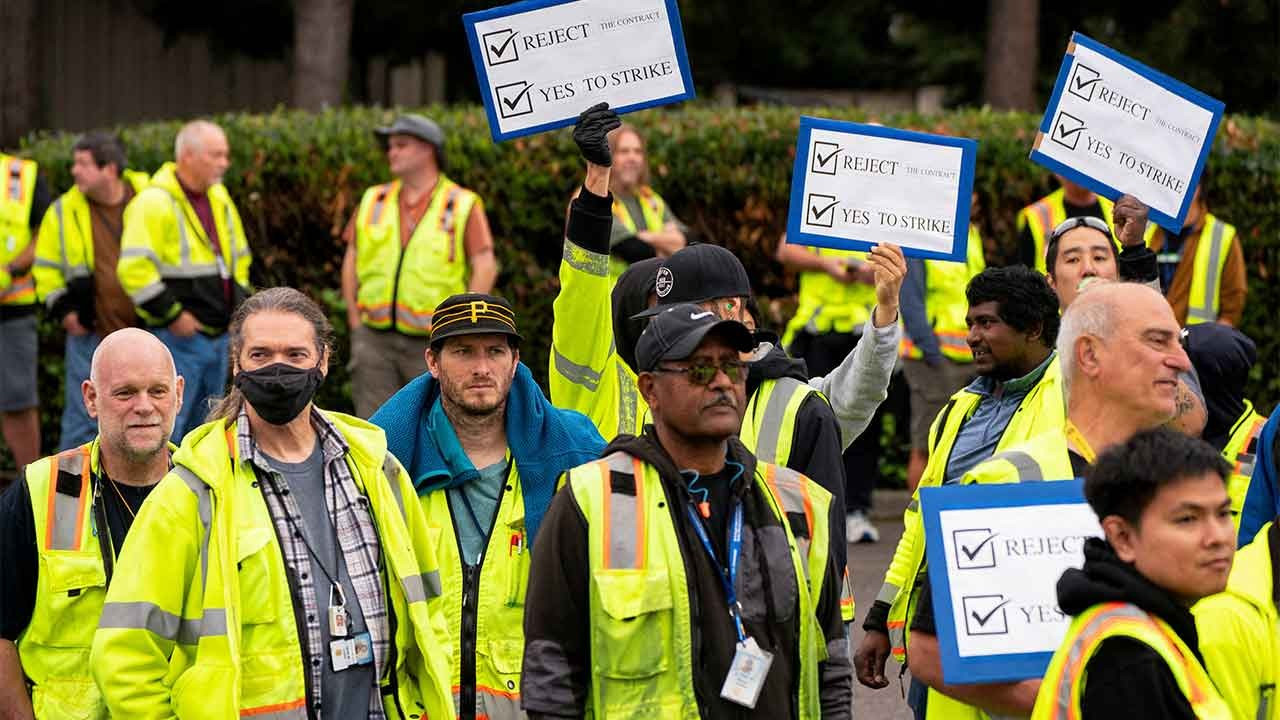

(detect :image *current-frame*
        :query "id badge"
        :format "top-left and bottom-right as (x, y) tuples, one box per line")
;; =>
(720, 637), (773, 709)
(330, 638), (353, 672)
(350, 631), (374, 666)
(328, 605), (349, 637)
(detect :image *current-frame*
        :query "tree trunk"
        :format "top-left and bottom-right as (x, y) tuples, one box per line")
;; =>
(983, 0), (1040, 110)
(292, 0), (355, 110)
(0, 0), (40, 148)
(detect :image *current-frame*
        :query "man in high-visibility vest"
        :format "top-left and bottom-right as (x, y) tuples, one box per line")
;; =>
(523, 305), (852, 719)
(342, 114), (498, 418)
(0, 150), (51, 473)
(1239, 404), (1280, 546)
(601, 122), (686, 277)
(0, 328), (180, 719)
(1016, 175), (1116, 273)
(1031, 427), (1235, 719)
(118, 119), (252, 441)
(90, 287), (453, 719)
(34, 133), (150, 450)
(1145, 181), (1248, 326)
(368, 293), (604, 720)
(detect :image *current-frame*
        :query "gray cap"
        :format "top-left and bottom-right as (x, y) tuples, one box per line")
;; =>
(374, 114), (445, 148)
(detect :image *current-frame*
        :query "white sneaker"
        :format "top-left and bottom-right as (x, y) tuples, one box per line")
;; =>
(846, 510), (880, 544)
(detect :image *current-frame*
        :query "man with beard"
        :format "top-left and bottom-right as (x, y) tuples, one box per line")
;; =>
(598, 122), (686, 278)
(523, 306), (852, 719)
(0, 328), (181, 718)
(91, 287), (453, 719)
(368, 293), (603, 720)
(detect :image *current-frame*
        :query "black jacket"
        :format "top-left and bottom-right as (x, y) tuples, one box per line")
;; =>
(1054, 538), (1200, 720)
(520, 431), (852, 719)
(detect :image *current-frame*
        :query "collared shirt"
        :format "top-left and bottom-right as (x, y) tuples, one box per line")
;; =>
(944, 353), (1056, 484)
(238, 409), (388, 718)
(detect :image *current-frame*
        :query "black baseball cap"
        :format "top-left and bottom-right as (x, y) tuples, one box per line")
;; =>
(633, 243), (753, 318)
(429, 293), (522, 345)
(636, 303), (755, 372)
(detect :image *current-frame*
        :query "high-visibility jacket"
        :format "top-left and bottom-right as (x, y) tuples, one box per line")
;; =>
(89, 414), (454, 720)
(34, 171), (150, 315)
(353, 176), (480, 335)
(1016, 189), (1118, 274)
(566, 450), (833, 718)
(900, 225), (986, 362)
(421, 461), (529, 720)
(1195, 522), (1279, 720)
(882, 356), (1063, 666)
(781, 247), (877, 347)
(0, 153), (40, 307)
(609, 185), (667, 277)
(1175, 213), (1239, 325)
(1032, 602), (1232, 719)
(1223, 401), (1267, 531)
(118, 162), (251, 330)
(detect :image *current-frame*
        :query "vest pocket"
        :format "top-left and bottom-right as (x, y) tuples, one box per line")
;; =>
(35, 551), (106, 647)
(236, 527), (280, 625)
(31, 678), (105, 720)
(591, 569), (673, 679)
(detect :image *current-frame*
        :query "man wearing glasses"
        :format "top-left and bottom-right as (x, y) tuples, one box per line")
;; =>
(522, 305), (852, 719)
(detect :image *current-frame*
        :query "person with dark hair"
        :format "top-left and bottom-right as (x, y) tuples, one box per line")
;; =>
(1016, 175), (1118, 273)
(34, 132), (151, 450)
(1031, 428), (1235, 719)
(367, 293), (603, 720)
(91, 287), (454, 719)
(856, 264), (1064, 717)
(341, 114), (498, 418)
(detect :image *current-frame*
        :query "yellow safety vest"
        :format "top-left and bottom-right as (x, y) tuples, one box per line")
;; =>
(354, 176), (479, 335)
(1182, 213), (1238, 325)
(1194, 522), (1279, 720)
(609, 185), (667, 278)
(34, 171), (150, 310)
(1016, 189), (1118, 274)
(883, 357), (1064, 666)
(900, 225), (986, 362)
(90, 415), (454, 720)
(782, 248), (877, 347)
(421, 461), (529, 720)
(1032, 602), (1232, 719)
(567, 451), (832, 719)
(1223, 401), (1267, 532)
(0, 153), (39, 306)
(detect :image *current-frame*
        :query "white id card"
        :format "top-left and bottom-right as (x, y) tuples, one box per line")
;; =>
(329, 605), (349, 637)
(720, 637), (773, 708)
(330, 638), (353, 672)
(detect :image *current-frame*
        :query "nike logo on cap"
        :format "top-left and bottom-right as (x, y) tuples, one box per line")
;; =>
(690, 311), (715, 320)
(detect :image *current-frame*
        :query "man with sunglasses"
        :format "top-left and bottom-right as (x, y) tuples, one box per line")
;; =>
(523, 305), (852, 719)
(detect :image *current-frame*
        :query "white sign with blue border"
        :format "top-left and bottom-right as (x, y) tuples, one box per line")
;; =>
(1031, 32), (1224, 232)
(463, 0), (694, 142)
(785, 117), (977, 262)
(921, 480), (1102, 684)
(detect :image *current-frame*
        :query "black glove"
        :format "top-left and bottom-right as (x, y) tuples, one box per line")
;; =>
(573, 102), (621, 166)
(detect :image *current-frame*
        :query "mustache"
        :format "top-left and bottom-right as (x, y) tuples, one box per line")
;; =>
(702, 393), (738, 411)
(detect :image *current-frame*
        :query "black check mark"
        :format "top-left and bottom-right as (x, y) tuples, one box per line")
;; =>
(489, 30), (517, 59)
(501, 83), (532, 111)
(813, 143), (841, 171)
(1073, 74), (1100, 94)
(959, 532), (997, 562)
(809, 198), (838, 222)
(970, 598), (1012, 627)
(1056, 123), (1085, 141)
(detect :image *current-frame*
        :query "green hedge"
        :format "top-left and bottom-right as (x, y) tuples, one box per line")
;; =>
(14, 104), (1280, 455)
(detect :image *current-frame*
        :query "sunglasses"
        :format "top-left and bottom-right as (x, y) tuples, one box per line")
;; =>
(652, 359), (748, 385)
(1048, 215), (1113, 243)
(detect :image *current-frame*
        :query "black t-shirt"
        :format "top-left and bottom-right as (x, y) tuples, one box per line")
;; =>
(687, 466), (739, 563)
(0, 473), (154, 641)
(1078, 637), (1197, 719)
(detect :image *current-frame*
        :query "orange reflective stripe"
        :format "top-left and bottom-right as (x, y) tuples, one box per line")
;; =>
(363, 182), (396, 229)
(477, 684), (520, 700)
(45, 445), (91, 551)
(239, 697), (306, 716)
(393, 302), (433, 331)
(598, 457), (647, 570)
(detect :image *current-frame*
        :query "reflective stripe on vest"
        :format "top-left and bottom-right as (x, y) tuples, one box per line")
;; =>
(595, 453), (648, 570)
(1186, 215), (1233, 325)
(741, 377), (812, 466)
(47, 445), (92, 551)
(985, 450), (1045, 483)
(611, 186), (666, 234)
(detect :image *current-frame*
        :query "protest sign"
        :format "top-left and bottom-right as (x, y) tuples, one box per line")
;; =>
(921, 480), (1103, 684)
(1031, 32), (1224, 232)
(785, 117), (977, 261)
(463, 0), (694, 142)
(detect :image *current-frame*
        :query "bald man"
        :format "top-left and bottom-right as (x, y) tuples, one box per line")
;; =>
(0, 328), (182, 719)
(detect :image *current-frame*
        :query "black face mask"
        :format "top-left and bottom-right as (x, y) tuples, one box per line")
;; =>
(234, 362), (324, 426)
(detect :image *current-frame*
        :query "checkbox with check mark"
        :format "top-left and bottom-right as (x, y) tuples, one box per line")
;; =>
(962, 594), (1011, 636)
(805, 193), (839, 228)
(1068, 63), (1101, 102)
(811, 141), (841, 175)
(483, 28), (520, 66)
(1050, 111), (1087, 151)
(953, 528), (998, 570)
(496, 81), (535, 119)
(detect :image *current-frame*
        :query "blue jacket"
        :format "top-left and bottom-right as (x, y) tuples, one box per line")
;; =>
(1239, 403), (1280, 545)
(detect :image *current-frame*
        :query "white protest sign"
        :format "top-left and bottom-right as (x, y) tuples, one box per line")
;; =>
(786, 117), (977, 262)
(922, 481), (1103, 684)
(463, 0), (694, 141)
(1031, 32), (1224, 232)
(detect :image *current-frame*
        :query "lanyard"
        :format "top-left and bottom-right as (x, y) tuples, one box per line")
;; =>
(686, 502), (747, 643)
(1064, 420), (1097, 464)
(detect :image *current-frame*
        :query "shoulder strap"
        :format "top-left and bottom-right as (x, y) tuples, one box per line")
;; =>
(596, 452), (646, 570)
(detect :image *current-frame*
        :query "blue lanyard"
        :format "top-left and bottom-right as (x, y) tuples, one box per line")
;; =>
(686, 502), (747, 643)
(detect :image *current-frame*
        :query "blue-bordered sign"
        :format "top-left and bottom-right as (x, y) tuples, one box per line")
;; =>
(1031, 32), (1224, 232)
(463, 0), (695, 142)
(921, 480), (1102, 684)
(785, 117), (977, 262)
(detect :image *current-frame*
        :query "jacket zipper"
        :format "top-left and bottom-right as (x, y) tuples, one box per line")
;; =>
(450, 477), (509, 720)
